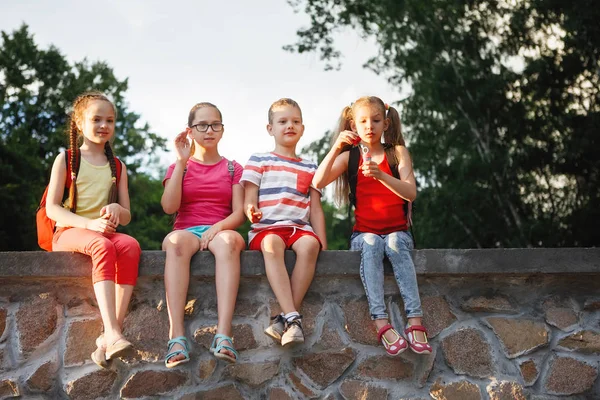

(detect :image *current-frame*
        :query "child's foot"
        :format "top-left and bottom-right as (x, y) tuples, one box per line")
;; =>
(404, 324), (432, 355)
(377, 324), (407, 356)
(264, 314), (285, 341)
(281, 315), (304, 346)
(165, 336), (190, 368)
(90, 334), (111, 369)
(210, 334), (238, 363)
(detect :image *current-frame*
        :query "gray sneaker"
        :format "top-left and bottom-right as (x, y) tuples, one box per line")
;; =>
(264, 315), (285, 341)
(281, 316), (304, 346)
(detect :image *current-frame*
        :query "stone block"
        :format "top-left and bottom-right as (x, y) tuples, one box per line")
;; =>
(120, 370), (187, 398)
(518, 359), (539, 387)
(193, 323), (257, 352)
(180, 383), (244, 400)
(544, 356), (597, 396)
(26, 360), (57, 392)
(485, 317), (549, 358)
(339, 380), (388, 400)
(295, 348), (356, 389)
(421, 296), (456, 338)
(0, 308), (6, 339)
(315, 320), (344, 350)
(583, 298), (600, 311)
(461, 296), (516, 313)
(198, 357), (216, 380)
(429, 378), (482, 400)
(269, 387), (294, 400)
(441, 328), (493, 378)
(0, 380), (19, 398)
(416, 347), (436, 388)
(64, 369), (117, 400)
(486, 381), (526, 400)
(65, 300), (98, 318)
(342, 299), (378, 346)
(557, 330), (600, 354)
(224, 360), (280, 388)
(544, 307), (578, 331)
(288, 372), (318, 398)
(16, 294), (59, 356)
(64, 318), (102, 366)
(356, 355), (413, 380)
(122, 303), (170, 362)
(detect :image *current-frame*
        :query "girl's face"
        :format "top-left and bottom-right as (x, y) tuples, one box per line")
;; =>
(188, 106), (223, 149)
(78, 100), (116, 145)
(351, 104), (389, 144)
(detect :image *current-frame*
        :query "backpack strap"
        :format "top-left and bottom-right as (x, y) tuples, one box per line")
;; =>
(227, 159), (234, 182)
(348, 146), (360, 207)
(114, 157), (123, 185)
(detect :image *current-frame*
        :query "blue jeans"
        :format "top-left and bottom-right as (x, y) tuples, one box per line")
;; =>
(350, 231), (423, 320)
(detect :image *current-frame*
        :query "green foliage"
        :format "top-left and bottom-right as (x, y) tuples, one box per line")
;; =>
(0, 24), (170, 250)
(288, 0), (600, 248)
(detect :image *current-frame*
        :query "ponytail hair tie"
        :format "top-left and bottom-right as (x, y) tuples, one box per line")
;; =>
(71, 172), (76, 180)
(112, 177), (117, 183)
(384, 103), (390, 110)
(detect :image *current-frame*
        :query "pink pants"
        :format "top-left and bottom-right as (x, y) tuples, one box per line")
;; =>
(53, 227), (141, 285)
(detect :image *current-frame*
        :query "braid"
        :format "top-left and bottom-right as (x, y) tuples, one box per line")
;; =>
(104, 142), (118, 204)
(68, 90), (118, 212)
(68, 119), (79, 212)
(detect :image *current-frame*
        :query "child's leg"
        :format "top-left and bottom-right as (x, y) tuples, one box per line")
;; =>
(350, 233), (395, 339)
(111, 233), (141, 326)
(53, 228), (124, 344)
(384, 231), (426, 342)
(261, 234), (296, 314)
(289, 235), (320, 310)
(208, 230), (244, 358)
(162, 230), (200, 362)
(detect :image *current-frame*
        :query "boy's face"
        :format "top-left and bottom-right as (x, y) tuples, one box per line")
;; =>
(267, 105), (304, 146)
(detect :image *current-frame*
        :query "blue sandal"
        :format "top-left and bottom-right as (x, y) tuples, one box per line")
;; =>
(210, 333), (238, 363)
(165, 336), (190, 368)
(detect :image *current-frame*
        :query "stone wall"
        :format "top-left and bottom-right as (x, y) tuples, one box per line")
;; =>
(0, 249), (599, 399)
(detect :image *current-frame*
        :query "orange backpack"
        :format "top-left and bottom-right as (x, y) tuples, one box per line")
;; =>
(36, 149), (122, 251)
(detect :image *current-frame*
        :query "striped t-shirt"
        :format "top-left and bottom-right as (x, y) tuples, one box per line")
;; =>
(241, 152), (320, 243)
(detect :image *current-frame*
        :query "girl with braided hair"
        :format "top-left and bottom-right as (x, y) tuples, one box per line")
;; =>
(46, 91), (141, 368)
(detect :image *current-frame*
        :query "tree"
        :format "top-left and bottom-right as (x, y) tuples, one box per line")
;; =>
(0, 24), (170, 250)
(287, 0), (600, 248)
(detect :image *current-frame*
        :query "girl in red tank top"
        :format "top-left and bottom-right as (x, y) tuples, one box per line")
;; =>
(313, 96), (432, 356)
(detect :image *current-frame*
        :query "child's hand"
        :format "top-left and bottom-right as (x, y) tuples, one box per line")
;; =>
(86, 214), (117, 234)
(361, 161), (383, 180)
(198, 225), (221, 251)
(100, 204), (121, 227)
(335, 130), (360, 149)
(174, 130), (192, 162)
(246, 204), (263, 223)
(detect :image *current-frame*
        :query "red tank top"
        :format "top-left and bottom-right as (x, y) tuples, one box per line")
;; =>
(353, 154), (408, 234)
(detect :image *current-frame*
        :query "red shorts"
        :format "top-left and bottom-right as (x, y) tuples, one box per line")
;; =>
(248, 226), (322, 251)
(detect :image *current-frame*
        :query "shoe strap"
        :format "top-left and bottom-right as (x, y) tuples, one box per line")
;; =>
(377, 324), (394, 342)
(404, 324), (428, 335)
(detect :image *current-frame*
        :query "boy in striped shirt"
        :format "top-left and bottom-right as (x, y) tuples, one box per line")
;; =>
(241, 98), (327, 346)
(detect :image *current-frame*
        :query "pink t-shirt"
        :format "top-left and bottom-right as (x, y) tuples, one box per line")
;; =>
(163, 157), (243, 230)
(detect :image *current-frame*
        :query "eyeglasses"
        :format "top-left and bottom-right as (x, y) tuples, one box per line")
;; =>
(191, 123), (224, 132)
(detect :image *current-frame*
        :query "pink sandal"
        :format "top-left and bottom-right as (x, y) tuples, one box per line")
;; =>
(377, 324), (408, 356)
(404, 324), (432, 354)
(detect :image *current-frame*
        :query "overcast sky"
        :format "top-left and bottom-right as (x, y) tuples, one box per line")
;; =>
(1, 0), (404, 172)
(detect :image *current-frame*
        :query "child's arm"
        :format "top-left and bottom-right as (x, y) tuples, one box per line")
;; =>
(312, 130), (356, 188)
(198, 183), (246, 250)
(46, 153), (116, 233)
(244, 182), (263, 223)
(363, 145), (417, 202)
(100, 160), (132, 226)
(162, 130), (191, 214)
(309, 188), (327, 250)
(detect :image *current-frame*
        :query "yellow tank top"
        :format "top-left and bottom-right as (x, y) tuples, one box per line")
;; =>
(58, 157), (112, 225)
